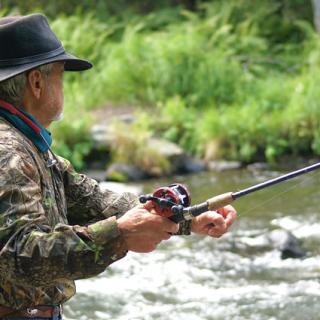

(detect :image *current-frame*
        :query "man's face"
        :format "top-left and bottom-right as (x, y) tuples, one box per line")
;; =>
(41, 62), (64, 124)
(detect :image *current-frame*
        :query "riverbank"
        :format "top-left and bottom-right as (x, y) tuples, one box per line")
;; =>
(81, 104), (320, 182)
(49, 3), (320, 171)
(3, 2), (316, 170)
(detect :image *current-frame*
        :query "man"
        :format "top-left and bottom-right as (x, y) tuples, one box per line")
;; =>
(0, 14), (237, 319)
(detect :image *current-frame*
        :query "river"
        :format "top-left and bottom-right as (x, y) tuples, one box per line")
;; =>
(64, 165), (320, 320)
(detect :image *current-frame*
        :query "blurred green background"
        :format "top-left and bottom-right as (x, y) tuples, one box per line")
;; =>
(2, 0), (320, 170)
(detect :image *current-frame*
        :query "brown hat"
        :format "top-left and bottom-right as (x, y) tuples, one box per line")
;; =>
(0, 13), (92, 82)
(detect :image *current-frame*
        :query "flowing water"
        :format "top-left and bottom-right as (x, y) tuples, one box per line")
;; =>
(64, 166), (320, 320)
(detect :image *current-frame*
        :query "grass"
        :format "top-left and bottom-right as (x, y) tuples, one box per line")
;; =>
(2, 2), (319, 170)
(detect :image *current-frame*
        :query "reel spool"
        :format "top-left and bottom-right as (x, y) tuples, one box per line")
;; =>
(139, 183), (191, 218)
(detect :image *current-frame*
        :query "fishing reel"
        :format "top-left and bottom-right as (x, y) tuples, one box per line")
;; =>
(139, 183), (191, 218)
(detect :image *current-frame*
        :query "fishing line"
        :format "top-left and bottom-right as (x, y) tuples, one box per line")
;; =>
(237, 166), (320, 217)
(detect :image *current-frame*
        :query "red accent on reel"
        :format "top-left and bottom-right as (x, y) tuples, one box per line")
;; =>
(152, 183), (191, 217)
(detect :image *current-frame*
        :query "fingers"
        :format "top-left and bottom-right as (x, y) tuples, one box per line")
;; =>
(224, 210), (237, 228)
(135, 230), (172, 252)
(204, 212), (227, 237)
(151, 216), (179, 234)
(193, 209), (236, 238)
(200, 211), (226, 227)
(217, 205), (237, 228)
(207, 224), (226, 237)
(143, 200), (155, 212)
(153, 231), (172, 242)
(162, 232), (171, 241)
(162, 218), (179, 234)
(142, 203), (179, 234)
(118, 204), (177, 253)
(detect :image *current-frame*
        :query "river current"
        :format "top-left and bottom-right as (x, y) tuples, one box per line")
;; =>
(64, 166), (320, 320)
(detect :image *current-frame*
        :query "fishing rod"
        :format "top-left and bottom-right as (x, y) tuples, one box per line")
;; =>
(139, 162), (320, 223)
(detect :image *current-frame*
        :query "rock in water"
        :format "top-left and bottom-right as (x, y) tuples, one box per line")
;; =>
(267, 229), (306, 259)
(235, 229), (307, 259)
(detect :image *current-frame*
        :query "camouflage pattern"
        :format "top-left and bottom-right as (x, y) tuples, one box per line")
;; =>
(0, 116), (192, 310)
(0, 117), (140, 309)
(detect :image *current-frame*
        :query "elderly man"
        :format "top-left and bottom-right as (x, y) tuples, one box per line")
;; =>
(0, 14), (237, 320)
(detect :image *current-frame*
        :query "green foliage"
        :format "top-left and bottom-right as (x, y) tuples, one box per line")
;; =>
(101, 5), (264, 109)
(0, 0), (199, 17)
(108, 114), (170, 177)
(1, 1), (319, 167)
(49, 2), (320, 166)
(155, 96), (199, 153)
(51, 114), (93, 169)
(48, 15), (115, 168)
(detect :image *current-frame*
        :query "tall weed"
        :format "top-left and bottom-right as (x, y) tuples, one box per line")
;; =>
(1, 3), (318, 168)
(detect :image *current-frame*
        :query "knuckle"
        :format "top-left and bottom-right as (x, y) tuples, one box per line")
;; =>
(163, 233), (171, 240)
(172, 224), (179, 233)
(215, 218), (226, 226)
(217, 225), (227, 233)
(209, 231), (223, 238)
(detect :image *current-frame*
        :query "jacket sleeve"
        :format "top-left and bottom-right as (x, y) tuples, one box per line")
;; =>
(0, 148), (128, 288)
(57, 156), (140, 225)
(58, 157), (192, 234)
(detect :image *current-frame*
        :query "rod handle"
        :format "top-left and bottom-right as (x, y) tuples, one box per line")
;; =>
(206, 192), (234, 211)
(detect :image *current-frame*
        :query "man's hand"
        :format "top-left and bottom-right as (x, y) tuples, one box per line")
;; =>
(117, 203), (179, 253)
(191, 205), (237, 237)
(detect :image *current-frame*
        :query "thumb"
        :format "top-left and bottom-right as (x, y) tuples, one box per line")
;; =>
(143, 200), (155, 212)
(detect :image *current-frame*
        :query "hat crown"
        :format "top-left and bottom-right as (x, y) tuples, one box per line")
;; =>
(0, 13), (92, 82)
(0, 14), (63, 62)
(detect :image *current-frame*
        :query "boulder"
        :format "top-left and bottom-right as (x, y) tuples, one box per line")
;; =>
(106, 162), (149, 182)
(89, 113), (207, 179)
(236, 229), (306, 259)
(267, 229), (306, 259)
(177, 155), (207, 174)
(207, 160), (242, 171)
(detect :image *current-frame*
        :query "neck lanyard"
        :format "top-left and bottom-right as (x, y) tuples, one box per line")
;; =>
(0, 99), (58, 167)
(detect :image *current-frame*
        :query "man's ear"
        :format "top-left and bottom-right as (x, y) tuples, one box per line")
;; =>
(26, 69), (44, 99)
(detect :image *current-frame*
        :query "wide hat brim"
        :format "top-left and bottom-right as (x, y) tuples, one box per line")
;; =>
(0, 51), (92, 82)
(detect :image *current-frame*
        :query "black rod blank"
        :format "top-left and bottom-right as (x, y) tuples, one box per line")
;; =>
(169, 161), (320, 223)
(232, 162), (320, 199)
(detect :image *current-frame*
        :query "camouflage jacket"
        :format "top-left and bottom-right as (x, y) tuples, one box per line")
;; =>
(0, 117), (141, 309)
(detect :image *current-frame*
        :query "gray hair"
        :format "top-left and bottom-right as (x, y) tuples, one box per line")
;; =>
(0, 63), (54, 107)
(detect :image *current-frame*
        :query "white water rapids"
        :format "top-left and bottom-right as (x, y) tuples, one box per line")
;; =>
(64, 168), (320, 320)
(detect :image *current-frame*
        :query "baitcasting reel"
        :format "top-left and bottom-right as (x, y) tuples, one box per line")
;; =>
(139, 183), (191, 218)
(140, 183), (235, 223)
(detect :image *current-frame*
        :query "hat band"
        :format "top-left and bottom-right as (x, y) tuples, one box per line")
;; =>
(0, 46), (65, 67)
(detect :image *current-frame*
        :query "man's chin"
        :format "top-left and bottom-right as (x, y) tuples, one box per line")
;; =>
(52, 113), (64, 122)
